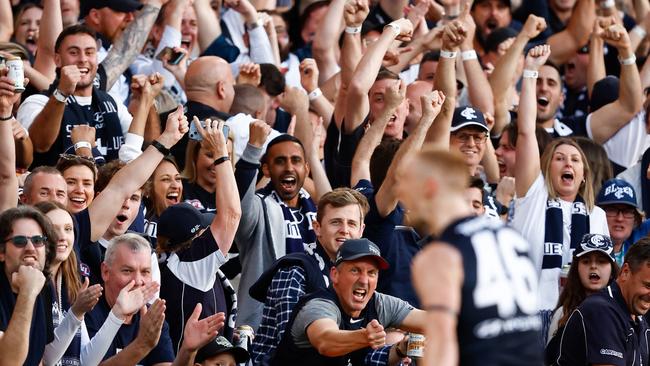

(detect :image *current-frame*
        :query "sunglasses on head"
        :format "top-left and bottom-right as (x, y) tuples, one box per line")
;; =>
(58, 154), (96, 165)
(4, 235), (47, 248)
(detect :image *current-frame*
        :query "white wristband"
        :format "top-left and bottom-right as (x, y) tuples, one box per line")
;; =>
(461, 50), (478, 61)
(619, 55), (637, 65)
(600, 0), (615, 8)
(308, 88), (323, 101)
(632, 25), (647, 39)
(74, 141), (92, 151)
(522, 69), (538, 79)
(345, 26), (362, 34)
(440, 50), (457, 59)
(385, 23), (401, 37)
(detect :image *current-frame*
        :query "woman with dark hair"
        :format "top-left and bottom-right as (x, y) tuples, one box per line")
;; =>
(56, 154), (97, 214)
(143, 156), (184, 244)
(545, 233), (618, 364)
(512, 46), (609, 340)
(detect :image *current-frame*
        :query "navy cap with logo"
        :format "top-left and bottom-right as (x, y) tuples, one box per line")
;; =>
(81, 0), (143, 18)
(335, 238), (390, 270)
(157, 203), (213, 245)
(195, 336), (250, 363)
(451, 106), (488, 133)
(573, 233), (615, 262)
(596, 179), (638, 209)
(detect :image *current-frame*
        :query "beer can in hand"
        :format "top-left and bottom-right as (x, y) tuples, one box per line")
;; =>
(235, 325), (254, 351)
(407, 333), (425, 358)
(7, 57), (25, 93)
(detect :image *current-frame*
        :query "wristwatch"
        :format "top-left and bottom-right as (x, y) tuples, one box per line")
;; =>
(52, 88), (68, 103)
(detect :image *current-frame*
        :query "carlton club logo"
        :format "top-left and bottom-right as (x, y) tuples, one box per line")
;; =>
(604, 183), (634, 200)
(460, 107), (477, 120)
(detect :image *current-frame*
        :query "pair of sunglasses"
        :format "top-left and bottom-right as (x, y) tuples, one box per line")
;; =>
(4, 235), (47, 248)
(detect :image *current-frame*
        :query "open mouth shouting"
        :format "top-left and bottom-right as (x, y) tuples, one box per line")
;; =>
(560, 171), (574, 185)
(352, 287), (368, 302)
(537, 96), (550, 107)
(115, 214), (129, 225)
(486, 18), (499, 31)
(279, 175), (297, 192)
(588, 272), (601, 284)
(181, 37), (192, 50)
(165, 191), (180, 206)
(69, 196), (87, 210)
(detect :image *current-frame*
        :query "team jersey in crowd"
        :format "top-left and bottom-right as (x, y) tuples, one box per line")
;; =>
(438, 215), (543, 365)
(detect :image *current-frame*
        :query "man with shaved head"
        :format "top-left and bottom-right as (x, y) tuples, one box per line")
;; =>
(171, 56), (236, 169)
(405, 81), (433, 134)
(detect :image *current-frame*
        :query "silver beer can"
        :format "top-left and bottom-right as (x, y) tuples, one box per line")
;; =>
(6, 57), (25, 93)
(406, 333), (425, 358)
(235, 325), (254, 351)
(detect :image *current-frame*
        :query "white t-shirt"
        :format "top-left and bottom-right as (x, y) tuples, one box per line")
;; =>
(511, 174), (609, 309)
(587, 109), (650, 169)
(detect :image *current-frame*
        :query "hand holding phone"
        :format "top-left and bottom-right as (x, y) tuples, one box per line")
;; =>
(156, 47), (186, 66)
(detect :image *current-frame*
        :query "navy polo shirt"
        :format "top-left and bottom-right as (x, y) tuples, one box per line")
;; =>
(85, 296), (175, 365)
(555, 281), (649, 366)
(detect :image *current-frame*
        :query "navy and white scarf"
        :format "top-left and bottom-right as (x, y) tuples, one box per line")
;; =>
(540, 196), (589, 310)
(259, 185), (317, 255)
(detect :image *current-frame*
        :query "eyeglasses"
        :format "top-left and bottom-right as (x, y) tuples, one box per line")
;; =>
(4, 235), (48, 248)
(453, 132), (488, 145)
(604, 207), (636, 219)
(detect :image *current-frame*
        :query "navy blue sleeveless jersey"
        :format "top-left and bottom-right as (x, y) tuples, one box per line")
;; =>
(438, 216), (543, 365)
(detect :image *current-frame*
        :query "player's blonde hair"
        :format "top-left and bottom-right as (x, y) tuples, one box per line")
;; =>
(414, 146), (470, 193)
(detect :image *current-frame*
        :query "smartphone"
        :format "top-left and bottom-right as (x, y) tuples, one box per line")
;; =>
(155, 47), (185, 65)
(189, 120), (230, 142)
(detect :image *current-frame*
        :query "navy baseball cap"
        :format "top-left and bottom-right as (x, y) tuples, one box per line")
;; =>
(451, 106), (488, 132)
(195, 336), (250, 363)
(574, 233), (615, 262)
(335, 239), (389, 270)
(81, 0), (143, 17)
(157, 203), (213, 245)
(596, 179), (638, 209)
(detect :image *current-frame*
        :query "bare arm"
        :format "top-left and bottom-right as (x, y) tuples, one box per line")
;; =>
(350, 81), (404, 188)
(312, 0), (345, 84)
(586, 23), (605, 99)
(0, 268), (46, 366)
(515, 45), (550, 198)
(300, 59), (335, 128)
(194, 0), (221, 52)
(12, 120), (33, 171)
(547, 0), (596, 65)
(0, 72), (19, 211)
(88, 106), (188, 242)
(193, 117), (242, 256)
(306, 318), (386, 357)
(411, 242), (463, 366)
(458, 4), (494, 116)
(345, 18), (414, 134)
(588, 23), (644, 144)
(0, 0), (12, 42)
(489, 15), (547, 135)
(102, 2), (163, 90)
(32, 0), (62, 80)
(640, 50), (650, 89)
(376, 90), (444, 216)
(379, 0), (409, 21)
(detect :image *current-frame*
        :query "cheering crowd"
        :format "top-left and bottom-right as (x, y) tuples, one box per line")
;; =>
(2, 0), (650, 365)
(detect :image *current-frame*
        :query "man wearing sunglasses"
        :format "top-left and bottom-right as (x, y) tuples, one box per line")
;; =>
(0, 206), (58, 366)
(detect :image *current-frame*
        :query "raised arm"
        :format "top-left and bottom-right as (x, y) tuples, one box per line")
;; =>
(0, 266), (46, 366)
(379, 0), (410, 21)
(588, 22), (644, 144)
(101, 0), (163, 90)
(32, 0), (62, 81)
(350, 80), (405, 188)
(0, 70), (21, 211)
(27, 65), (79, 152)
(345, 18), (413, 134)
(425, 20), (462, 147)
(193, 117), (242, 256)
(514, 45), (550, 198)
(88, 106), (188, 242)
(376, 90), (444, 216)
(193, 0), (222, 53)
(489, 14), (547, 135)
(312, 0), (346, 84)
(300, 59), (334, 128)
(586, 19), (606, 99)
(0, 0), (12, 42)
(457, 3), (493, 116)
(547, 0), (596, 65)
